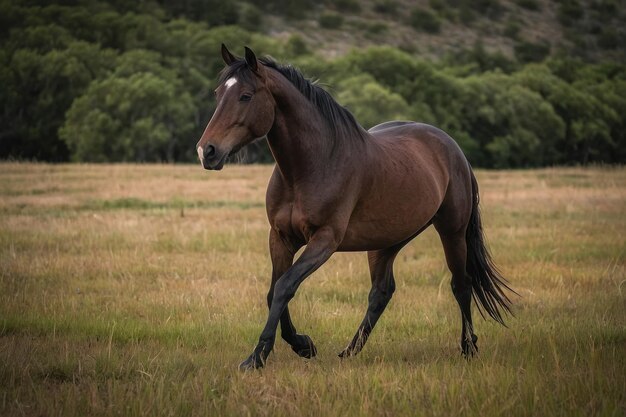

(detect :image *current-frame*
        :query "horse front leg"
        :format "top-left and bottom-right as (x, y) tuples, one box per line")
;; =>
(267, 229), (316, 359)
(239, 227), (340, 370)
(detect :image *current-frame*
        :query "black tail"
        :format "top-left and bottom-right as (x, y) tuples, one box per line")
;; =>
(466, 172), (517, 325)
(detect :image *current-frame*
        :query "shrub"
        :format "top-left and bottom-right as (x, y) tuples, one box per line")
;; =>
(319, 12), (344, 29)
(330, 0), (361, 13)
(409, 8), (441, 33)
(504, 19), (521, 39)
(373, 0), (398, 15)
(591, 0), (618, 15)
(515, 0), (540, 10)
(366, 22), (388, 36)
(286, 35), (309, 56)
(473, 0), (503, 17)
(337, 74), (412, 129)
(514, 40), (551, 63)
(239, 3), (263, 32)
(429, 0), (446, 11)
(557, 0), (584, 26)
(458, 5), (476, 26)
(597, 27), (619, 49)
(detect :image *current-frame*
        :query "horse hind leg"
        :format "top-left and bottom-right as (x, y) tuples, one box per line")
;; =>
(339, 246), (399, 358)
(436, 228), (478, 357)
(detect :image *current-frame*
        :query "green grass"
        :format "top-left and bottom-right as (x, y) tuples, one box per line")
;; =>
(0, 163), (624, 416)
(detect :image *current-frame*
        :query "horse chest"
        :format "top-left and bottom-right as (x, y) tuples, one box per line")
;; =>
(270, 199), (332, 245)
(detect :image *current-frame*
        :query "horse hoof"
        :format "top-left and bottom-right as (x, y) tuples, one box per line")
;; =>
(461, 334), (479, 358)
(338, 347), (355, 358)
(238, 354), (265, 371)
(291, 334), (317, 359)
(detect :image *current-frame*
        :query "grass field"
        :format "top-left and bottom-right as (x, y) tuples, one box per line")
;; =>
(0, 163), (624, 417)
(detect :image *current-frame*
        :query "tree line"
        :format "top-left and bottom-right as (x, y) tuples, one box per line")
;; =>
(1, 0), (624, 167)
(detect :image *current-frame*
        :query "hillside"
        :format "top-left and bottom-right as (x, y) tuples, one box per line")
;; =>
(228, 0), (625, 62)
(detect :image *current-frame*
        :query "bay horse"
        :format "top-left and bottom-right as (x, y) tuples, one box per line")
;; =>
(197, 45), (514, 370)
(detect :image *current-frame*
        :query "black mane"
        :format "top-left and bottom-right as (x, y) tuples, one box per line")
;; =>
(218, 57), (367, 141)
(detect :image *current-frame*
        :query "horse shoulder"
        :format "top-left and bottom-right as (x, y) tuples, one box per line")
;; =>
(266, 168), (293, 227)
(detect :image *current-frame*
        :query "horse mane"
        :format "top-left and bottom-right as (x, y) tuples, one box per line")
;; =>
(218, 57), (368, 142)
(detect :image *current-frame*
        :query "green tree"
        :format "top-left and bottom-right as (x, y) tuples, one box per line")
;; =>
(60, 72), (194, 162)
(0, 41), (117, 160)
(514, 63), (619, 164)
(486, 85), (565, 167)
(337, 74), (412, 129)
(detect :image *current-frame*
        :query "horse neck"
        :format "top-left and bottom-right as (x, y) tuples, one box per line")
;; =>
(265, 72), (365, 183)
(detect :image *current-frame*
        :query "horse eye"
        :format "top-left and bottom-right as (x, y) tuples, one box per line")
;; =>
(239, 93), (252, 102)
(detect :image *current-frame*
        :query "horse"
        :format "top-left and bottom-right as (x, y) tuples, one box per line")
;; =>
(196, 45), (515, 370)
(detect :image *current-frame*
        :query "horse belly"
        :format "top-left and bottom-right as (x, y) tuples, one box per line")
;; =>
(338, 189), (441, 251)
(338, 143), (449, 251)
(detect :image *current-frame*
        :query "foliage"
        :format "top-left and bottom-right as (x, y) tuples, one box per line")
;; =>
(285, 35), (309, 57)
(373, 0), (398, 15)
(515, 0), (540, 10)
(328, 0), (361, 13)
(238, 3), (264, 32)
(514, 39), (551, 63)
(409, 8), (441, 34)
(156, 0), (238, 26)
(337, 74), (412, 128)
(0, 0), (624, 167)
(557, 0), (584, 26)
(60, 70), (194, 162)
(319, 12), (344, 29)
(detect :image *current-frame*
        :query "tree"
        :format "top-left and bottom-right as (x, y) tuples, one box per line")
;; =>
(486, 85), (565, 167)
(0, 41), (117, 160)
(337, 74), (412, 129)
(60, 71), (194, 162)
(514, 64), (619, 164)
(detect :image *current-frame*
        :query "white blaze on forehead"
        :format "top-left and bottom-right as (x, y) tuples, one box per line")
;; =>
(197, 146), (204, 161)
(224, 77), (237, 89)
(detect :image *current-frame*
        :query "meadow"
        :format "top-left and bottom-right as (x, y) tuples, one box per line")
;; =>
(0, 163), (624, 417)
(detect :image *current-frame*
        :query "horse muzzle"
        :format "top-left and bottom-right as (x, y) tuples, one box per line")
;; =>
(197, 143), (228, 171)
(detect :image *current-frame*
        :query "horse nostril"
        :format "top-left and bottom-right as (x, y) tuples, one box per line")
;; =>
(204, 144), (216, 159)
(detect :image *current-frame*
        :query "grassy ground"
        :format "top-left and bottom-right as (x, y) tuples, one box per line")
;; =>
(0, 163), (624, 417)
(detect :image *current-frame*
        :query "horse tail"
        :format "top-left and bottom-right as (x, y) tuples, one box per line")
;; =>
(465, 170), (516, 325)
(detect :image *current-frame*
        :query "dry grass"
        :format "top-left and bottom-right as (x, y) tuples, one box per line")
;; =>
(0, 163), (625, 417)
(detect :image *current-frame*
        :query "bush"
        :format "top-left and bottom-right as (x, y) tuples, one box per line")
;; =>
(239, 3), (263, 32)
(504, 19), (521, 39)
(598, 27), (619, 49)
(409, 8), (441, 33)
(473, 0), (503, 17)
(248, 0), (316, 20)
(373, 0), (398, 15)
(319, 12), (343, 29)
(286, 35), (309, 56)
(330, 0), (361, 13)
(557, 0), (584, 26)
(515, 0), (540, 10)
(60, 72), (195, 162)
(591, 0), (618, 15)
(337, 74), (412, 128)
(515, 40), (551, 63)
(429, 0), (446, 11)
(366, 22), (388, 36)
(458, 5), (476, 26)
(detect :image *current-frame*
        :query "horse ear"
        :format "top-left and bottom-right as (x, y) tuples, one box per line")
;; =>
(221, 43), (237, 66)
(244, 46), (259, 73)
